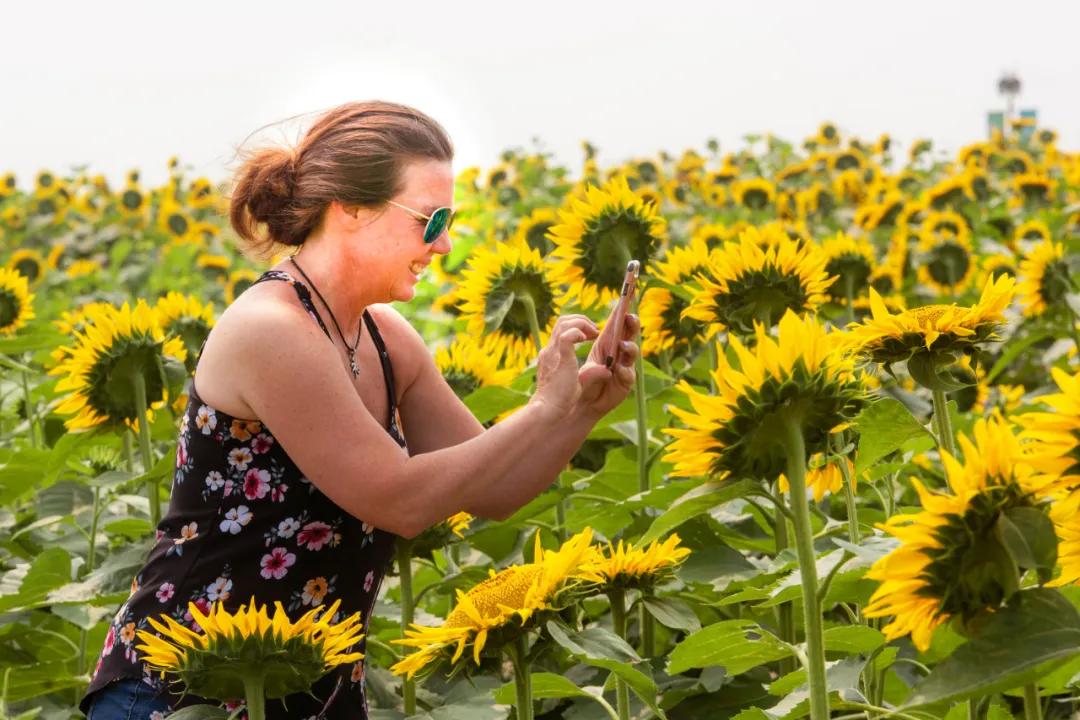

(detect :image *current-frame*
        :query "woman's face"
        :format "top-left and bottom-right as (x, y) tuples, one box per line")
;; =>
(349, 158), (455, 304)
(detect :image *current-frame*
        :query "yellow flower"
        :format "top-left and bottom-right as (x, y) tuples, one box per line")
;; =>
(639, 236), (712, 358)
(196, 253), (231, 283)
(664, 311), (866, 480)
(548, 175), (667, 309)
(1014, 219), (1051, 247)
(779, 454), (856, 502)
(65, 259), (101, 279)
(1017, 240), (1071, 317)
(7, 249), (45, 288)
(1017, 367), (1080, 494)
(845, 275), (1015, 369)
(435, 337), (520, 398)
(225, 268), (259, 305)
(732, 177), (776, 210)
(1049, 494), (1080, 586)
(917, 225), (976, 296)
(117, 184), (147, 221)
(49, 301), (188, 430)
(0, 267), (35, 336)
(511, 207), (559, 257)
(820, 232), (875, 304)
(576, 534), (691, 591)
(683, 227), (834, 337)
(155, 292), (217, 372)
(137, 596), (363, 701)
(392, 529), (594, 679)
(456, 242), (562, 367)
(864, 414), (1052, 651)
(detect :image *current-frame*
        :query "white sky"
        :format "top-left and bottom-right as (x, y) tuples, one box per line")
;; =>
(2, 0), (1077, 187)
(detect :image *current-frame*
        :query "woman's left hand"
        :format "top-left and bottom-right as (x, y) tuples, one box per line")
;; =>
(576, 312), (640, 419)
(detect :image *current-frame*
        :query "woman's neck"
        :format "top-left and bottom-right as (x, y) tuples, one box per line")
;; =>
(285, 237), (371, 341)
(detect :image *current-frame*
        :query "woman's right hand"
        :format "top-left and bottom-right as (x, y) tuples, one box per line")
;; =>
(531, 314), (600, 420)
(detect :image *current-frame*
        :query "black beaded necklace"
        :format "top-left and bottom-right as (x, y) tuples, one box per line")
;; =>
(289, 255), (363, 378)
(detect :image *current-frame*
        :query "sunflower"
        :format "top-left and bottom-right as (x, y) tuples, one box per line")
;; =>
(922, 210), (972, 245)
(392, 529), (594, 680)
(158, 200), (196, 240)
(49, 300), (188, 431)
(196, 253), (231, 283)
(155, 292), (216, 372)
(7, 249), (45, 287)
(0, 267), (35, 335)
(512, 208), (559, 257)
(827, 148), (866, 174)
(820, 232), (875, 305)
(137, 596), (363, 702)
(434, 337), (519, 398)
(457, 242), (562, 366)
(864, 414), (1054, 651)
(664, 311), (866, 480)
(1014, 219), (1051, 248)
(188, 177), (217, 210)
(65, 259), (101, 279)
(816, 122), (840, 147)
(548, 175), (666, 309)
(908, 139), (933, 162)
(682, 228), (834, 337)
(0, 172), (15, 199)
(1017, 367), (1080, 494)
(117, 184), (147, 220)
(979, 254), (1016, 289)
(224, 268), (258, 305)
(845, 275), (1015, 380)
(1012, 173), (1055, 207)
(925, 175), (971, 210)
(917, 228), (976, 296)
(576, 534), (691, 592)
(690, 222), (731, 251)
(779, 454), (856, 502)
(732, 177), (776, 211)
(1017, 240), (1072, 318)
(639, 237), (712, 357)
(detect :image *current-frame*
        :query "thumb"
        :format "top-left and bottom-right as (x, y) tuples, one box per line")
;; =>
(579, 363), (612, 389)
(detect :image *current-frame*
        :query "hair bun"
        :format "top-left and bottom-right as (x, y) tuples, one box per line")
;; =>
(230, 147), (303, 249)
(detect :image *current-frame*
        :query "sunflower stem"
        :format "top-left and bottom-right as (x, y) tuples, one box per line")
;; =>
(608, 590), (631, 720)
(634, 346), (656, 658)
(132, 369), (160, 529)
(19, 369), (38, 449)
(123, 430), (135, 472)
(519, 293), (544, 356)
(835, 436), (860, 546)
(773, 484), (796, 675)
(968, 697), (979, 720)
(1023, 683), (1042, 720)
(931, 388), (956, 458)
(781, 413), (829, 720)
(396, 540), (417, 716)
(242, 674), (267, 720)
(509, 634), (534, 720)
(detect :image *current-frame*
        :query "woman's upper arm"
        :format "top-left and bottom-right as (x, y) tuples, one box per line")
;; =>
(230, 304), (416, 534)
(371, 306), (485, 455)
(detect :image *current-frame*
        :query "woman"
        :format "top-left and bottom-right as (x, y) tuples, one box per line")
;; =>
(80, 100), (639, 718)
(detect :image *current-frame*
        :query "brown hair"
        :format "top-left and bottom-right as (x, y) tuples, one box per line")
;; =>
(229, 100), (454, 257)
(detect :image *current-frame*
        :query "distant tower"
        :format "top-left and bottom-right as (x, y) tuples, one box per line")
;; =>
(998, 72), (1021, 119)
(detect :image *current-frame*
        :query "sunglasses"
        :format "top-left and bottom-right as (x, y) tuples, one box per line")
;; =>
(386, 200), (456, 244)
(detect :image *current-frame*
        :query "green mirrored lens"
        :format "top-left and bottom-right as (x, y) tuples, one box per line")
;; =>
(424, 208), (451, 243)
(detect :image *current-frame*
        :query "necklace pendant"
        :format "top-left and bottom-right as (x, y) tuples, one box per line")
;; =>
(349, 351), (361, 378)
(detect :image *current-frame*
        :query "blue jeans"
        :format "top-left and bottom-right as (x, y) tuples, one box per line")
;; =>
(85, 679), (173, 720)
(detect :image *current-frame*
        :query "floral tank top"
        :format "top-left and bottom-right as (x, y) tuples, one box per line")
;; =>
(81, 270), (407, 719)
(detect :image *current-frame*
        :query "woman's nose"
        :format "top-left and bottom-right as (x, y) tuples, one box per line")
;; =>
(431, 230), (453, 255)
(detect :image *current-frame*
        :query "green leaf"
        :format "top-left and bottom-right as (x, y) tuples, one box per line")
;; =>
(463, 385), (529, 424)
(546, 621), (640, 663)
(905, 588), (1080, 708)
(1, 661), (88, 702)
(997, 507), (1058, 574)
(493, 672), (590, 703)
(986, 330), (1054, 384)
(105, 517), (153, 540)
(666, 619), (791, 675)
(483, 291), (516, 333)
(643, 596), (702, 632)
(908, 352), (971, 392)
(822, 625), (886, 655)
(853, 398), (932, 475)
(638, 479), (757, 545)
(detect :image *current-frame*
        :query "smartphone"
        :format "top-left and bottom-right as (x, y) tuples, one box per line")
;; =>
(605, 260), (640, 369)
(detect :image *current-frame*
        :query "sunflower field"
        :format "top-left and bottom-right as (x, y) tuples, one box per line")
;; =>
(1, 121), (1079, 720)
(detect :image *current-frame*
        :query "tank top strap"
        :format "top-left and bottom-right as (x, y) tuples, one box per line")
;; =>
(362, 310), (404, 441)
(251, 269), (335, 342)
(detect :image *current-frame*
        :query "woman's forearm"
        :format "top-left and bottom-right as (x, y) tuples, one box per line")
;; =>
(391, 399), (598, 535)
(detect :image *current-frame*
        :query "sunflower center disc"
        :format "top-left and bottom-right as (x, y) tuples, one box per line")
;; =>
(0, 290), (19, 328)
(926, 242), (971, 286)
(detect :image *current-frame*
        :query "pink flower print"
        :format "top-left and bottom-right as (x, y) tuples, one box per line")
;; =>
(277, 517), (299, 539)
(220, 505), (253, 534)
(260, 547), (296, 580)
(93, 656), (104, 680)
(251, 433), (275, 455)
(103, 625), (116, 655)
(243, 469), (271, 500)
(205, 471), (225, 492)
(363, 570), (374, 592)
(156, 582), (175, 603)
(207, 576), (233, 602)
(195, 405), (217, 435)
(297, 521), (332, 551)
(223, 478), (235, 496)
(361, 521), (374, 536)
(186, 597), (211, 627)
(270, 483), (288, 503)
(176, 438), (188, 468)
(154, 529), (164, 542)
(228, 447), (253, 471)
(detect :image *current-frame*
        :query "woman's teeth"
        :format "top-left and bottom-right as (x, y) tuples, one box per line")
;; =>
(409, 261), (425, 275)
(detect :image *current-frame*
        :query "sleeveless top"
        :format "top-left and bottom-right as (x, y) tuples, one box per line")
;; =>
(80, 270), (407, 719)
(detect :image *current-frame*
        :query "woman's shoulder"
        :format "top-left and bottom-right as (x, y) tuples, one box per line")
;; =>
(364, 304), (431, 382)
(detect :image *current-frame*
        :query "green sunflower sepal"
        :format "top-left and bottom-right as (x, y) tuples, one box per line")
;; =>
(906, 351), (978, 392)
